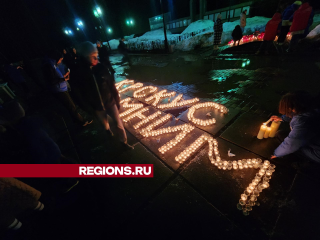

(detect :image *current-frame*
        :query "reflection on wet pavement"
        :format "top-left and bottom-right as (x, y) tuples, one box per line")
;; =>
(109, 50), (320, 115)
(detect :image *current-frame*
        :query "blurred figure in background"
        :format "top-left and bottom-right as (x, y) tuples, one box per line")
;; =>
(118, 38), (131, 65)
(288, 0), (314, 52)
(240, 9), (247, 33)
(213, 14), (223, 51)
(96, 40), (115, 76)
(42, 50), (91, 126)
(277, 1), (301, 52)
(256, 12), (282, 55)
(232, 25), (243, 46)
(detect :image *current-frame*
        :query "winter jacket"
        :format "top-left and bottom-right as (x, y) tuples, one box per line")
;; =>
(4, 64), (25, 84)
(71, 60), (120, 112)
(232, 25), (243, 41)
(98, 45), (115, 75)
(15, 116), (62, 164)
(42, 58), (67, 93)
(281, 3), (300, 26)
(290, 3), (313, 33)
(214, 18), (223, 32)
(118, 41), (127, 53)
(240, 12), (246, 28)
(264, 13), (282, 41)
(274, 109), (320, 163)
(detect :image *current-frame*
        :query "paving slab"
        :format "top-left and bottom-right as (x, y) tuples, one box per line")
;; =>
(86, 143), (174, 227)
(271, 174), (320, 240)
(220, 112), (290, 159)
(122, 176), (248, 239)
(181, 137), (296, 239)
(178, 105), (241, 136)
(140, 119), (208, 170)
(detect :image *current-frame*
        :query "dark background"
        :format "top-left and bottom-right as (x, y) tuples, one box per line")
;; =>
(0, 0), (319, 63)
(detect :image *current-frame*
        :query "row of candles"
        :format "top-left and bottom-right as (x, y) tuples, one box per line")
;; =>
(145, 89), (177, 107)
(239, 160), (275, 215)
(133, 86), (158, 99)
(187, 102), (229, 127)
(117, 79), (274, 214)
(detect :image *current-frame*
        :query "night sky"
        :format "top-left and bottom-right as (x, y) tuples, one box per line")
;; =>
(0, 0), (319, 62)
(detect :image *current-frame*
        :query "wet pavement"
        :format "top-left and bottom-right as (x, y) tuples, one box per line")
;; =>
(3, 44), (320, 240)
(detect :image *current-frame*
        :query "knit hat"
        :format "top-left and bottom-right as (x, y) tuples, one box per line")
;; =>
(77, 41), (98, 58)
(293, 1), (302, 5)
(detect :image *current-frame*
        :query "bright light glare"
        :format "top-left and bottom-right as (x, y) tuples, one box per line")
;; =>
(108, 28), (112, 33)
(68, 30), (72, 34)
(65, 30), (69, 34)
(77, 28), (80, 31)
(97, 7), (102, 14)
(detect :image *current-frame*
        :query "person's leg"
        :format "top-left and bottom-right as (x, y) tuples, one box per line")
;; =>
(278, 26), (290, 44)
(288, 34), (302, 52)
(95, 110), (110, 130)
(106, 104), (127, 144)
(55, 92), (84, 124)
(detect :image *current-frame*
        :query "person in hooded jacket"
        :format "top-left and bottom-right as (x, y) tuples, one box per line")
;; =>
(256, 12), (282, 55)
(277, 1), (302, 51)
(232, 25), (243, 46)
(288, 1), (314, 52)
(271, 91), (320, 164)
(72, 41), (133, 149)
(42, 50), (91, 126)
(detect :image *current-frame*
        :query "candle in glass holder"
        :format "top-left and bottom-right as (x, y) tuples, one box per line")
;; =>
(241, 194), (248, 201)
(257, 124), (267, 139)
(261, 182), (269, 189)
(264, 127), (271, 138)
(269, 121), (281, 138)
(266, 170), (272, 176)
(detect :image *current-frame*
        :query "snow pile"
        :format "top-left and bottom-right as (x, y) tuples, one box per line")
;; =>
(124, 34), (135, 41)
(182, 20), (214, 34)
(104, 39), (120, 50)
(307, 24), (320, 38)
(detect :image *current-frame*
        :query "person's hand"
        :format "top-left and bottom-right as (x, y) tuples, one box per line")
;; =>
(17, 66), (23, 69)
(64, 72), (70, 78)
(65, 76), (70, 81)
(271, 155), (277, 159)
(270, 115), (282, 122)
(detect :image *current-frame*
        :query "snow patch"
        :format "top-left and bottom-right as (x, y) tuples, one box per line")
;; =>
(182, 20), (214, 34)
(307, 24), (320, 38)
(103, 39), (120, 50)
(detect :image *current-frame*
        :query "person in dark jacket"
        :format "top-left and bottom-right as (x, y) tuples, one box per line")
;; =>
(118, 38), (131, 65)
(72, 41), (133, 149)
(42, 50), (91, 126)
(213, 14), (223, 50)
(96, 41), (115, 75)
(271, 91), (320, 163)
(277, 1), (301, 50)
(232, 25), (243, 46)
(62, 48), (75, 70)
(256, 13), (282, 55)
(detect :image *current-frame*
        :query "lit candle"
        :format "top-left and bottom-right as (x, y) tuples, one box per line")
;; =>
(264, 127), (271, 138)
(269, 121), (281, 138)
(257, 124), (267, 139)
(241, 194), (247, 201)
(261, 182), (269, 189)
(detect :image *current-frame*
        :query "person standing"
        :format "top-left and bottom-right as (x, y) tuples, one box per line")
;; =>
(73, 41), (133, 149)
(256, 13), (282, 55)
(232, 25), (243, 46)
(213, 14), (223, 51)
(96, 41), (115, 76)
(118, 38), (131, 65)
(277, 1), (302, 52)
(42, 50), (91, 126)
(288, 1), (314, 52)
(240, 9), (247, 33)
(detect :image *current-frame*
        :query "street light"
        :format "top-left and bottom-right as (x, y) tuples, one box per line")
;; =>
(64, 28), (73, 35)
(107, 28), (112, 33)
(93, 6), (111, 50)
(126, 19), (134, 26)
